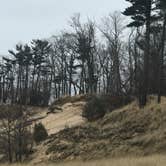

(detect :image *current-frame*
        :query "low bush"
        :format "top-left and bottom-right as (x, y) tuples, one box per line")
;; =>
(82, 96), (106, 121)
(33, 123), (48, 143)
(82, 95), (133, 121)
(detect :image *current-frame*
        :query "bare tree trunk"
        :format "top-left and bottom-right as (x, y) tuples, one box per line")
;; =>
(140, 0), (151, 106)
(158, 14), (166, 103)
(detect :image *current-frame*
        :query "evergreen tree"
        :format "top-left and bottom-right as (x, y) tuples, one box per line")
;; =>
(123, 0), (155, 106)
(157, 0), (166, 103)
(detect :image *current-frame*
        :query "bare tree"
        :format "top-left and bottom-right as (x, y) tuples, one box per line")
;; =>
(100, 11), (124, 95)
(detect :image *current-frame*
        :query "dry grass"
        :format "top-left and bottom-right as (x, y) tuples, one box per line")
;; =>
(2, 95), (166, 164)
(2, 155), (166, 166)
(43, 95), (166, 162)
(29, 100), (85, 163)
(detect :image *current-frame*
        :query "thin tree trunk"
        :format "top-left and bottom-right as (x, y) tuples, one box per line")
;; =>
(140, 0), (151, 106)
(158, 14), (166, 103)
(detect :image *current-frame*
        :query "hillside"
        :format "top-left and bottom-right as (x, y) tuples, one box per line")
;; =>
(29, 95), (166, 164)
(28, 95), (86, 163)
(1, 95), (166, 164)
(26, 95), (87, 136)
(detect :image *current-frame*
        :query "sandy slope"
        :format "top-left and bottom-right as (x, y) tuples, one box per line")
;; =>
(30, 95), (166, 164)
(30, 100), (86, 164)
(43, 96), (166, 162)
(38, 101), (85, 135)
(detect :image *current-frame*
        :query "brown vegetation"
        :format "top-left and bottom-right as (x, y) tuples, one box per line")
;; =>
(43, 96), (166, 162)
(1, 155), (166, 166)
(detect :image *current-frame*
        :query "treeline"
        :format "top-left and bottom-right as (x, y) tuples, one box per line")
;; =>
(0, 12), (128, 106)
(0, 0), (166, 107)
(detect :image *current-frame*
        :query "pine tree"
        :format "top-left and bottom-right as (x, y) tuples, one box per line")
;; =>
(157, 0), (166, 103)
(123, 0), (154, 106)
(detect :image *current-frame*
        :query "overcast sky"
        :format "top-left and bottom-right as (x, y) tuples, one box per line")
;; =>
(0, 0), (129, 55)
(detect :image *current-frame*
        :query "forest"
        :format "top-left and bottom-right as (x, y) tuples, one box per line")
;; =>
(1, 0), (166, 164)
(0, 0), (166, 107)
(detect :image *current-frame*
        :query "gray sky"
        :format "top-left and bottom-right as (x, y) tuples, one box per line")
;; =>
(0, 0), (128, 55)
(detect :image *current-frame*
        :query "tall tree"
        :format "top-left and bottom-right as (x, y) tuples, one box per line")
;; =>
(31, 40), (51, 106)
(70, 14), (98, 94)
(157, 0), (166, 103)
(100, 12), (124, 95)
(123, 0), (155, 106)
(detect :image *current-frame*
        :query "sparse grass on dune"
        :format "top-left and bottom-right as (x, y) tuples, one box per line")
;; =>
(43, 95), (166, 162)
(1, 155), (166, 166)
(2, 95), (166, 165)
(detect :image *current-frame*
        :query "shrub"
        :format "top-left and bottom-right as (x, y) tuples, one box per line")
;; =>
(82, 96), (106, 121)
(33, 123), (48, 143)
